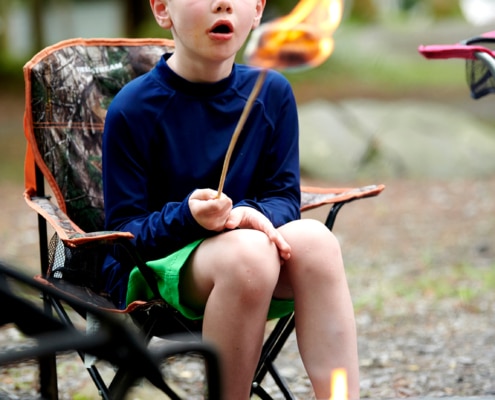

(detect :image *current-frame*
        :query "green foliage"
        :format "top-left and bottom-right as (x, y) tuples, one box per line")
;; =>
(348, 0), (378, 24)
(72, 395), (92, 400)
(0, 117), (25, 183)
(282, 36), (465, 98)
(262, 0), (298, 21)
(0, 54), (24, 91)
(137, 19), (173, 40)
(429, 0), (462, 19)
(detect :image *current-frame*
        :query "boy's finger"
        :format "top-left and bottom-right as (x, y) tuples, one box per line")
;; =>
(264, 227), (291, 260)
(224, 213), (241, 229)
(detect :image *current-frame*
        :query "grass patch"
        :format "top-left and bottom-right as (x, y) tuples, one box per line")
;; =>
(402, 263), (495, 301)
(351, 263), (495, 315)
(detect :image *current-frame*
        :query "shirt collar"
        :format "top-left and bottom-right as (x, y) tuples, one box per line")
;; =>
(155, 53), (235, 97)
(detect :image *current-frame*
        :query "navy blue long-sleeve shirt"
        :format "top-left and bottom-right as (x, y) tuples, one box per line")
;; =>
(102, 54), (301, 306)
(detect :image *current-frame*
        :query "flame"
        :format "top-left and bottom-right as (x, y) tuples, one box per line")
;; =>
(244, 0), (344, 71)
(330, 368), (348, 400)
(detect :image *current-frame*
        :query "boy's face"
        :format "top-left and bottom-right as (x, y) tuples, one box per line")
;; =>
(151, 0), (265, 65)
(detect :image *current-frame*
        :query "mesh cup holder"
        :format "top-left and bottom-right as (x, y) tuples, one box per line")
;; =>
(47, 233), (107, 293)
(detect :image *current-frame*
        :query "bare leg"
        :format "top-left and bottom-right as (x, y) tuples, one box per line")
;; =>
(180, 229), (281, 399)
(276, 219), (360, 400)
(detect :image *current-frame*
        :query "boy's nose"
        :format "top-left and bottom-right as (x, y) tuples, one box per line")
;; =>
(213, 0), (233, 13)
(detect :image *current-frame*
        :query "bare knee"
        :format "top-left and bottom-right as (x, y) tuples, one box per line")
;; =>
(217, 229), (281, 301)
(282, 219), (341, 256)
(280, 219), (344, 280)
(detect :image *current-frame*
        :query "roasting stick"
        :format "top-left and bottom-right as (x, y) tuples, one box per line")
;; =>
(216, 69), (268, 198)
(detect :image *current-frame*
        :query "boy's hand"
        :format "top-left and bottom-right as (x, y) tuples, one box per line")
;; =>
(189, 189), (233, 232)
(225, 206), (291, 261)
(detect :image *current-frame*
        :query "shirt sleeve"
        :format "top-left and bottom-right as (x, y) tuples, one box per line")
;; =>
(235, 72), (301, 228)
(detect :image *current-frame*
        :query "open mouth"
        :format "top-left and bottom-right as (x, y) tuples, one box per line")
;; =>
(210, 21), (234, 35)
(212, 25), (231, 34)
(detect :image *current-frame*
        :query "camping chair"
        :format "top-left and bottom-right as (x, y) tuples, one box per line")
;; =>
(0, 260), (221, 400)
(418, 31), (495, 99)
(22, 37), (385, 400)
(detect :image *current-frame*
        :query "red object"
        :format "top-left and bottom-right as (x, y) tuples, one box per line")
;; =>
(418, 43), (495, 60)
(418, 30), (495, 60)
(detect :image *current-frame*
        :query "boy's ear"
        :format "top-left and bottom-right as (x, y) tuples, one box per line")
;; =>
(252, 0), (266, 29)
(150, 0), (172, 29)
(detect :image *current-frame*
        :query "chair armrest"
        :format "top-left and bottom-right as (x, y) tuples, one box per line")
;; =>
(23, 190), (133, 247)
(300, 184), (385, 212)
(24, 190), (163, 300)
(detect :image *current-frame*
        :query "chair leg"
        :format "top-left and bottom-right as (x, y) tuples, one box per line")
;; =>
(38, 355), (58, 400)
(36, 172), (59, 399)
(252, 314), (297, 399)
(325, 202), (346, 231)
(252, 362), (296, 400)
(39, 292), (59, 400)
(251, 382), (275, 400)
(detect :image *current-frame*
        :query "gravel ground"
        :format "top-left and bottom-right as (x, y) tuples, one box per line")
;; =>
(1, 177), (495, 399)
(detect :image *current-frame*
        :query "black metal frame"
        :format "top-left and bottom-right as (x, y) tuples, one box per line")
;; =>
(0, 260), (222, 400)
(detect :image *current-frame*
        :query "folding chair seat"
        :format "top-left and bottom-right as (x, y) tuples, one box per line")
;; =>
(22, 38), (385, 399)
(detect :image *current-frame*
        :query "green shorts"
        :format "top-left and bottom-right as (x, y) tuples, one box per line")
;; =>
(126, 239), (294, 320)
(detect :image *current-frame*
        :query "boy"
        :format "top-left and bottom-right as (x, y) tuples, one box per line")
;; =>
(102, 0), (360, 398)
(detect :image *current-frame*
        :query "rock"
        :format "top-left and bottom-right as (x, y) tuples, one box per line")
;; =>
(298, 99), (495, 181)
